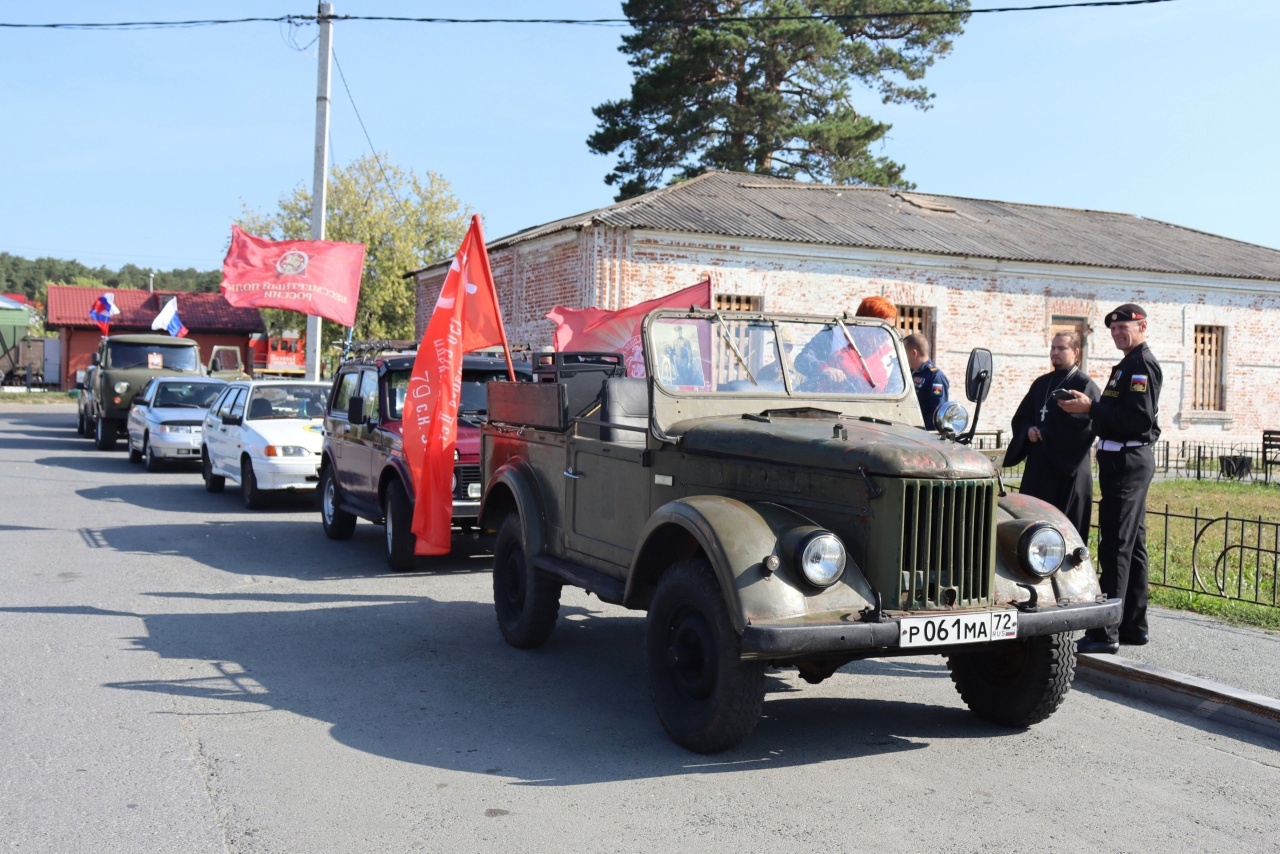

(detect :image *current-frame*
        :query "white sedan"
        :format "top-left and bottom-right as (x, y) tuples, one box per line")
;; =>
(202, 380), (330, 509)
(126, 377), (227, 471)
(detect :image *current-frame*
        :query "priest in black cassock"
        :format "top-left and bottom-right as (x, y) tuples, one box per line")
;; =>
(1003, 332), (1101, 542)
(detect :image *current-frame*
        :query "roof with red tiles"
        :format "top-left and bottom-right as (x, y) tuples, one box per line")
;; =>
(46, 286), (264, 333)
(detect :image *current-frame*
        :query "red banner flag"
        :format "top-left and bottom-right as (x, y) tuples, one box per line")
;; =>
(220, 225), (366, 327)
(404, 216), (513, 556)
(546, 279), (711, 377)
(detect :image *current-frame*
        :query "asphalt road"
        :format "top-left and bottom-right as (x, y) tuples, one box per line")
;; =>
(3, 404), (1278, 854)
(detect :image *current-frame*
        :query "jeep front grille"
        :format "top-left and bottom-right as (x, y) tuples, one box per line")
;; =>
(899, 479), (996, 609)
(453, 464), (482, 500)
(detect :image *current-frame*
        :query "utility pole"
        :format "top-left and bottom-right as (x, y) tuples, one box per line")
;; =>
(305, 2), (334, 382)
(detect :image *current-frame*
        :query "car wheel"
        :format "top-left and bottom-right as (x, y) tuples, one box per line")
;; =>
(94, 416), (117, 451)
(144, 437), (163, 473)
(83, 413), (95, 438)
(319, 467), (356, 540)
(947, 631), (1076, 728)
(383, 479), (417, 572)
(202, 449), (225, 493)
(127, 436), (143, 464)
(241, 457), (266, 510)
(77, 410), (85, 434)
(492, 512), (562, 649)
(646, 558), (766, 753)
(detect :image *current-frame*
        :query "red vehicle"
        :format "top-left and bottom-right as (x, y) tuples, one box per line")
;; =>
(319, 349), (532, 570)
(249, 331), (306, 376)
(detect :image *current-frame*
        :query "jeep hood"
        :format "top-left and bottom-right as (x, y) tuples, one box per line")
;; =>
(673, 414), (995, 479)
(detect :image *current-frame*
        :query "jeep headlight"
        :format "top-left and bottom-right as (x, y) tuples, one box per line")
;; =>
(114, 381), (130, 395)
(795, 532), (846, 588)
(934, 401), (970, 436)
(1019, 524), (1066, 577)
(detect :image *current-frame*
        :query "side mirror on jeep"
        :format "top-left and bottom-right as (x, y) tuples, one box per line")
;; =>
(91, 353), (100, 366)
(965, 348), (992, 404)
(347, 395), (366, 426)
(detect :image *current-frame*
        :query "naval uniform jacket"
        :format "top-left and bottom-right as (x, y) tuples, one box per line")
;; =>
(1093, 342), (1162, 445)
(911, 360), (950, 429)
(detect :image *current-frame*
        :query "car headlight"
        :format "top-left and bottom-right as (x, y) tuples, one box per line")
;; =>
(934, 401), (970, 436)
(795, 531), (846, 588)
(114, 381), (130, 394)
(1019, 524), (1066, 577)
(265, 445), (309, 457)
(154, 423), (198, 434)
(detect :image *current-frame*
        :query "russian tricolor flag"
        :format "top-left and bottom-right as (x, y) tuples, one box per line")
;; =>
(151, 297), (189, 338)
(89, 293), (120, 335)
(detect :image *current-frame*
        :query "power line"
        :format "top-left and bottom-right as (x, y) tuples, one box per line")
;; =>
(0, 1), (1181, 31)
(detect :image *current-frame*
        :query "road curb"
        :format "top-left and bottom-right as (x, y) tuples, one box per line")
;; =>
(1076, 653), (1280, 741)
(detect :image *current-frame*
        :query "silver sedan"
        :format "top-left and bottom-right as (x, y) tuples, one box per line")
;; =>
(126, 376), (227, 471)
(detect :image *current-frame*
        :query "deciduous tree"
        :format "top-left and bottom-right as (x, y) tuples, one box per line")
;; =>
(240, 154), (470, 348)
(588, 0), (969, 199)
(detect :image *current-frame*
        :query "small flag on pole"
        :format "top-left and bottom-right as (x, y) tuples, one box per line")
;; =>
(89, 293), (120, 335)
(151, 297), (189, 338)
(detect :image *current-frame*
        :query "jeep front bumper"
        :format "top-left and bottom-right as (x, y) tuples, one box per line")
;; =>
(739, 597), (1122, 659)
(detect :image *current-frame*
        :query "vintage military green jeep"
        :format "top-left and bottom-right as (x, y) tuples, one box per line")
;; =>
(479, 310), (1120, 753)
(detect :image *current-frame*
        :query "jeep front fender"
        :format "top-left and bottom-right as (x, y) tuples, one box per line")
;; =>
(627, 495), (878, 635)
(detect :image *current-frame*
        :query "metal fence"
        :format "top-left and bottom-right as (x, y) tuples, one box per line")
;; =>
(997, 438), (1279, 483)
(1146, 505), (1280, 609)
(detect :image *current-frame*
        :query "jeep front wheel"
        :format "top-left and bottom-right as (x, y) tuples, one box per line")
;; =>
(94, 416), (118, 451)
(383, 479), (416, 572)
(492, 513), (561, 649)
(319, 467), (357, 540)
(646, 558), (766, 753)
(947, 631), (1076, 727)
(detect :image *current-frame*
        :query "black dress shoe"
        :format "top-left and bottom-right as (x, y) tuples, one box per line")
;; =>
(1119, 633), (1149, 646)
(1077, 637), (1120, 655)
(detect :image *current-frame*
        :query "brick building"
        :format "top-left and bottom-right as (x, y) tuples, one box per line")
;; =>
(46, 286), (265, 390)
(411, 171), (1280, 443)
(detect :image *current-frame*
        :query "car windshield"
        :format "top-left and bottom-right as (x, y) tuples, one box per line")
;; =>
(647, 314), (907, 397)
(383, 366), (530, 421)
(108, 341), (199, 371)
(246, 384), (328, 420)
(154, 381), (225, 408)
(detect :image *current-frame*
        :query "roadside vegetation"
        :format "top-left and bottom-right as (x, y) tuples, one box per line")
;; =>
(0, 390), (77, 404)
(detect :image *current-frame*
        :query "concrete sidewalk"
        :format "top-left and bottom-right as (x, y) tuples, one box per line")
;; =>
(1075, 606), (1280, 739)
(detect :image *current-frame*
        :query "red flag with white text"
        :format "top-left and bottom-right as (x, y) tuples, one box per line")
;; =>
(220, 225), (366, 326)
(546, 279), (711, 377)
(404, 216), (513, 556)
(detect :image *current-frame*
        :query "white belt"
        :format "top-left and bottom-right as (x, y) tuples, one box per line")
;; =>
(1097, 439), (1146, 452)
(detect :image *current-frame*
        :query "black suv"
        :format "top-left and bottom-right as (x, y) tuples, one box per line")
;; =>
(319, 350), (532, 570)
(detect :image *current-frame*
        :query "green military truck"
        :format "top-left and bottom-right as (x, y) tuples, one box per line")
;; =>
(478, 309), (1120, 752)
(86, 333), (204, 450)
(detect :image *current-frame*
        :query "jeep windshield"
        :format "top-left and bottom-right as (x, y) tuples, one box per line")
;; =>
(647, 313), (907, 397)
(107, 341), (199, 371)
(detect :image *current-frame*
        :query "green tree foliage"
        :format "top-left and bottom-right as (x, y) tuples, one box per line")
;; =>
(0, 253), (219, 303)
(239, 153), (470, 348)
(588, 0), (970, 199)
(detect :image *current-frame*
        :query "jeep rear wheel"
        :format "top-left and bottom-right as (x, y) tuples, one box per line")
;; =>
(77, 410), (86, 435)
(202, 450), (224, 493)
(94, 416), (118, 451)
(383, 479), (416, 572)
(646, 558), (766, 753)
(947, 631), (1076, 727)
(319, 467), (357, 540)
(492, 513), (561, 649)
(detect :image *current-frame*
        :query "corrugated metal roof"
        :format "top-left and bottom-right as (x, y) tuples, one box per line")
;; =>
(431, 171), (1280, 282)
(46, 286), (265, 332)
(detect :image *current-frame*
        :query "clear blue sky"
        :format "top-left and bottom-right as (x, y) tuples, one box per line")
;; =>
(1, 1), (1276, 273)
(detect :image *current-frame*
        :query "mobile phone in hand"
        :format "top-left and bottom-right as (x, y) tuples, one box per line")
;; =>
(1051, 389), (1074, 401)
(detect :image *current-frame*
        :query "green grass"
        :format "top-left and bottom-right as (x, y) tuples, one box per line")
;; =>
(1141, 480), (1279, 631)
(0, 391), (78, 404)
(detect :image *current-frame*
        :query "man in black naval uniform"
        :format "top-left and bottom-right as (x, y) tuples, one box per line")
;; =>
(1060, 303), (1162, 654)
(1004, 331), (1101, 543)
(904, 333), (950, 429)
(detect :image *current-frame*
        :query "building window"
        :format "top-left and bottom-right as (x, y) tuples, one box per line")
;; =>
(895, 305), (935, 354)
(1193, 325), (1225, 411)
(1051, 316), (1089, 373)
(714, 293), (762, 312)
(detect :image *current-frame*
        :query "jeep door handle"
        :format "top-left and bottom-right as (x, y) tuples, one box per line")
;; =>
(562, 468), (582, 479)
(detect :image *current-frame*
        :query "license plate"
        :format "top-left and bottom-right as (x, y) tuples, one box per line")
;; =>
(899, 611), (1018, 648)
